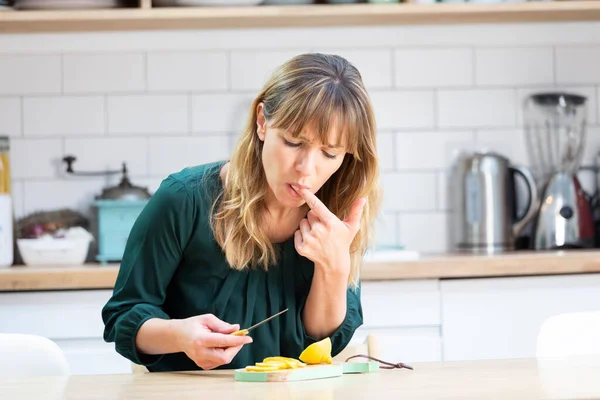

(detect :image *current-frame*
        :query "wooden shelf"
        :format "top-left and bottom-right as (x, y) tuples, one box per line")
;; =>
(1, 1), (600, 33)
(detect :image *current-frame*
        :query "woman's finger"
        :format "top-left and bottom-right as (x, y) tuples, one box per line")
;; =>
(307, 210), (319, 227)
(299, 218), (311, 237)
(294, 230), (304, 253)
(202, 332), (252, 348)
(202, 314), (239, 334)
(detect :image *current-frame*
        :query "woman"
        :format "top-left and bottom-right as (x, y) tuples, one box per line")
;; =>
(102, 53), (381, 372)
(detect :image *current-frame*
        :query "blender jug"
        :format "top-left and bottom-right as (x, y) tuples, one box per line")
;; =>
(524, 92), (595, 249)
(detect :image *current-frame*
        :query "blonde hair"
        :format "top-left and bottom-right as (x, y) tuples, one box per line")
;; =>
(210, 53), (381, 288)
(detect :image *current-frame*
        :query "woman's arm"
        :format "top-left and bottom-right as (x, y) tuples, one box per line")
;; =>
(293, 187), (366, 342)
(135, 318), (182, 355)
(136, 315), (252, 370)
(302, 260), (349, 339)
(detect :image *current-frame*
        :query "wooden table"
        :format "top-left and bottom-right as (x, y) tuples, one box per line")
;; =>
(2, 356), (599, 399)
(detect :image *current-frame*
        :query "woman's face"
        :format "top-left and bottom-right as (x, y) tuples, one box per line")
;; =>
(256, 104), (347, 209)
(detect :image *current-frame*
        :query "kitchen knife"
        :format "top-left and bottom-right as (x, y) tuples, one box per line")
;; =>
(230, 308), (289, 336)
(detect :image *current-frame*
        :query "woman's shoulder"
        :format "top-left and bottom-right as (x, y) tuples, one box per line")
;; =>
(161, 160), (226, 197)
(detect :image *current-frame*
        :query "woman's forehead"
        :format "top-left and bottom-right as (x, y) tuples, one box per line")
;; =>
(285, 119), (347, 147)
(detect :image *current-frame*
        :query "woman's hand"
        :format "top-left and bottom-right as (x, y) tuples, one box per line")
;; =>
(293, 186), (366, 276)
(174, 314), (252, 370)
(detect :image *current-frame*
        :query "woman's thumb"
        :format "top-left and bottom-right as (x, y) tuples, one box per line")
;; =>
(203, 314), (239, 333)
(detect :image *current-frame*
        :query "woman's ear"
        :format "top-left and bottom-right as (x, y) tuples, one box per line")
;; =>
(256, 102), (266, 141)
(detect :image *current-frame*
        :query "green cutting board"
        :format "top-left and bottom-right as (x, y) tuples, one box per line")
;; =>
(234, 361), (379, 382)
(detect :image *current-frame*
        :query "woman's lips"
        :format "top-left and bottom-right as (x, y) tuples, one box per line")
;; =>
(287, 183), (310, 198)
(287, 183), (301, 198)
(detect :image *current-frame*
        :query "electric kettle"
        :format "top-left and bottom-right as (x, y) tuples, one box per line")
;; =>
(449, 151), (539, 253)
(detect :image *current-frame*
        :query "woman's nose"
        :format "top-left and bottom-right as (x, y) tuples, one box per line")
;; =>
(294, 149), (316, 175)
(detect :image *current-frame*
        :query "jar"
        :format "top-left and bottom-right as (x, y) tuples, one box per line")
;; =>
(0, 136), (13, 267)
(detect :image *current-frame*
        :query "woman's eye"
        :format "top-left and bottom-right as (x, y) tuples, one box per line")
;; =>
(284, 139), (302, 147)
(323, 151), (337, 160)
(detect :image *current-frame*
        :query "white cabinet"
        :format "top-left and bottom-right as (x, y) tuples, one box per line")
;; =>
(441, 273), (600, 361)
(0, 290), (131, 375)
(352, 326), (442, 363)
(349, 280), (443, 363)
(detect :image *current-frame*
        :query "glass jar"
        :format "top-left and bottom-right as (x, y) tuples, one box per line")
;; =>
(0, 136), (13, 267)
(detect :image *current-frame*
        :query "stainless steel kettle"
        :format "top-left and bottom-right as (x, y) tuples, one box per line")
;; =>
(449, 151), (539, 253)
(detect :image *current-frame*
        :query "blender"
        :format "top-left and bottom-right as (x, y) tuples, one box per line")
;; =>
(524, 92), (595, 250)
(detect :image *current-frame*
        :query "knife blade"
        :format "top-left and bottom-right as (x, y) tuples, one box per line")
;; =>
(230, 308), (289, 336)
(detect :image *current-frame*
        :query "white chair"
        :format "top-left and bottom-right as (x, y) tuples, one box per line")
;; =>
(536, 311), (600, 358)
(0, 333), (70, 376)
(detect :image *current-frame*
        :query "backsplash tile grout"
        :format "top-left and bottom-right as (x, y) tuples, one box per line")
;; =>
(552, 46), (558, 85)
(187, 94), (193, 135)
(143, 52), (149, 93)
(19, 96), (24, 137)
(471, 47), (476, 87)
(59, 53), (65, 95)
(226, 51), (233, 91)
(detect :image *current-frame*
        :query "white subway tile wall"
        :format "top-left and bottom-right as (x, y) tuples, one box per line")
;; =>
(0, 55), (61, 95)
(5, 22), (600, 254)
(63, 53), (146, 93)
(394, 48), (473, 88)
(0, 97), (22, 137)
(23, 96), (105, 136)
(63, 137), (148, 177)
(147, 51), (228, 92)
(474, 47), (554, 86)
(107, 95), (188, 134)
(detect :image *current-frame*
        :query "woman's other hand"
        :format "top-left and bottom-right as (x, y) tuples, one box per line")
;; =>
(174, 314), (252, 370)
(293, 186), (366, 277)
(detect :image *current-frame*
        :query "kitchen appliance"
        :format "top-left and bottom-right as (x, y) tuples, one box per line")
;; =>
(450, 151), (538, 253)
(62, 155), (151, 263)
(523, 92), (595, 249)
(0, 136), (12, 267)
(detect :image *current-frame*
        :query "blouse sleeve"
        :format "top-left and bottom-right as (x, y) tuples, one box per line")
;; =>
(101, 176), (195, 367)
(299, 282), (364, 357)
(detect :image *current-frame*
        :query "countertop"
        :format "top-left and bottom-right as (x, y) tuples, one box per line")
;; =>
(2, 356), (599, 399)
(2, 249), (600, 292)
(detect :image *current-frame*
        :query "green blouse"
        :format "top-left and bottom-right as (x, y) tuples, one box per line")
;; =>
(101, 160), (363, 372)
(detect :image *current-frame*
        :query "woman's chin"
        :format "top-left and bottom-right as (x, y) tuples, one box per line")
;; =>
(276, 190), (305, 208)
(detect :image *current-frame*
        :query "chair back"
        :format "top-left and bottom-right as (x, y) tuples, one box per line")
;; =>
(536, 311), (600, 358)
(0, 333), (70, 376)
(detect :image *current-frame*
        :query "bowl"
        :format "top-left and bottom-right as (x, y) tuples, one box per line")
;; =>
(17, 237), (92, 266)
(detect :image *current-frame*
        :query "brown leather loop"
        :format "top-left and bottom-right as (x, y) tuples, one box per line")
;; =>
(344, 354), (414, 370)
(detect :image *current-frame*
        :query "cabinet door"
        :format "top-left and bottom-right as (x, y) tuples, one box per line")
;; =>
(346, 279), (443, 363)
(441, 273), (600, 361)
(360, 280), (441, 328)
(0, 290), (113, 339)
(56, 338), (132, 375)
(351, 326), (442, 363)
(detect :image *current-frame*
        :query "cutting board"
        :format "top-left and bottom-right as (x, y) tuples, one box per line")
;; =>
(234, 361), (379, 382)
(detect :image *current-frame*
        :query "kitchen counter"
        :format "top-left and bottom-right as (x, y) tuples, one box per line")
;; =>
(2, 356), (599, 399)
(2, 250), (600, 292)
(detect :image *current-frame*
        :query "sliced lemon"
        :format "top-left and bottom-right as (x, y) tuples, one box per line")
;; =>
(283, 359), (306, 368)
(255, 361), (287, 369)
(245, 365), (280, 372)
(262, 356), (300, 363)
